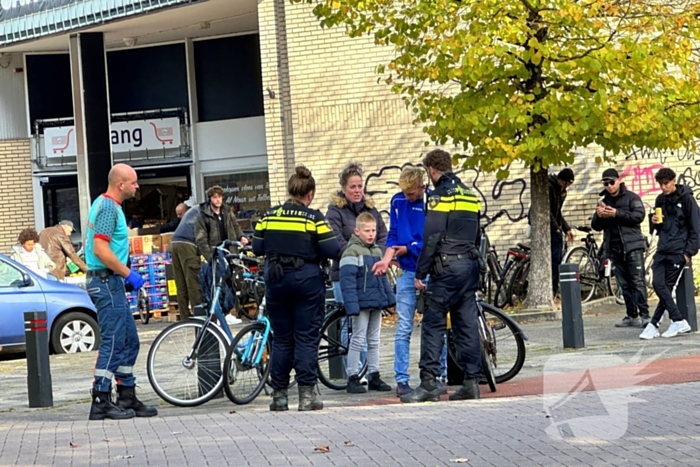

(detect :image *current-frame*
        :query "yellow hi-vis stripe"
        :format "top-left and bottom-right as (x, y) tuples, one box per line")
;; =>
(259, 216), (317, 233)
(431, 194), (480, 213)
(315, 220), (332, 235)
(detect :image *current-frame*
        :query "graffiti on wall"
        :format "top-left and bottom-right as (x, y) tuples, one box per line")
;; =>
(363, 160), (528, 223)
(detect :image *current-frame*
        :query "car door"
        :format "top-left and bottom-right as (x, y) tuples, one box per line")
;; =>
(0, 257), (48, 347)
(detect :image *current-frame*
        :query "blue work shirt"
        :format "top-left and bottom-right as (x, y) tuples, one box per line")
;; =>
(85, 194), (129, 270)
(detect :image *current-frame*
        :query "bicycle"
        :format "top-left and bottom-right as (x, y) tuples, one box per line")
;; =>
(562, 225), (620, 303)
(495, 243), (531, 309)
(147, 240), (249, 407)
(446, 296), (528, 392)
(479, 209), (506, 305)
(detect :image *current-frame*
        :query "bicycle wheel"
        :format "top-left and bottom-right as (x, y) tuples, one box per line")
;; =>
(608, 272), (625, 305)
(317, 309), (368, 390)
(480, 303), (526, 382)
(563, 246), (597, 302)
(223, 322), (272, 405)
(494, 259), (517, 309)
(506, 258), (530, 307)
(137, 288), (149, 325)
(147, 320), (229, 407)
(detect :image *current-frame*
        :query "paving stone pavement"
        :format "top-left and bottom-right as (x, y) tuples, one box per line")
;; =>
(1, 301), (700, 465)
(1, 381), (699, 466)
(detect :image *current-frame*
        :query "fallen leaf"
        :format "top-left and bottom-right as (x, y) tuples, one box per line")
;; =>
(343, 440), (355, 446)
(103, 439), (110, 442)
(595, 313), (602, 317)
(229, 410), (237, 414)
(314, 445), (330, 453)
(69, 441), (79, 448)
(450, 459), (470, 464)
(113, 455), (135, 460)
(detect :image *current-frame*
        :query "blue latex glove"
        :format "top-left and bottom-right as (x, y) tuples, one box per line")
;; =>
(125, 271), (145, 290)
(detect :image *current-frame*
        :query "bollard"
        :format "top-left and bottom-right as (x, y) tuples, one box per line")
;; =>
(24, 311), (53, 408)
(559, 263), (585, 349)
(193, 304), (223, 399)
(676, 264), (698, 332)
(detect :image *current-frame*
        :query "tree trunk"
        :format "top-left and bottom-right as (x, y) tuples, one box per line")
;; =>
(524, 165), (553, 309)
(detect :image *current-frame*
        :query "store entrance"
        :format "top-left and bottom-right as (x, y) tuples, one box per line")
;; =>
(42, 175), (81, 232)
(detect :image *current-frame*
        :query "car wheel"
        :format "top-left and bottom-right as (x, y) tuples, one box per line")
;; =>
(51, 312), (100, 354)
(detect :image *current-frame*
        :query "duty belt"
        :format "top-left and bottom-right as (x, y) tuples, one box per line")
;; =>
(87, 269), (115, 279)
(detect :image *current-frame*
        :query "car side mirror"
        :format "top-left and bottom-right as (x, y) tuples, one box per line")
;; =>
(22, 273), (32, 287)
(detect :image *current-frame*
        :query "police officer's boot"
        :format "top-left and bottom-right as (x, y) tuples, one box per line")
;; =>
(449, 378), (480, 401)
(298, 385), (323, 411)
(89, 389), (135, 421)
(399, 370), (441, 404)
(270, 388), (289, 412)
(116, 385), (158, 417)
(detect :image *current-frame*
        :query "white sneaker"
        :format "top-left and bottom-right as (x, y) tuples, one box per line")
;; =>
(661, 319), (692, 338)
(639, 323), (660, 340)
(225, 314), (242, 325)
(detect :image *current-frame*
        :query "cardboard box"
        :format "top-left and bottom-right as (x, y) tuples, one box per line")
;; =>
(129, 234), (162, 254)
(160, 233), (174, 252)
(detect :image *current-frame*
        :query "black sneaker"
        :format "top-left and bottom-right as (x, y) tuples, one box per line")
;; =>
(615, 316), (641, 327)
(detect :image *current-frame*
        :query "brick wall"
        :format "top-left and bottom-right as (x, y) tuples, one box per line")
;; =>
(258, 3), (695, 254)
(0, 139), (35, 254)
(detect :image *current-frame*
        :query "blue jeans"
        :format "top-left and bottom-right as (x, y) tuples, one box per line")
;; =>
(332, 281), (367, 371)
(87, 274), (139, 392)
(394, 270), (447, 384)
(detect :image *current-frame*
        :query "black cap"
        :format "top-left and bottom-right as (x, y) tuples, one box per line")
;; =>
(601, 168), (619, 181)
(557, 168), (574, 183)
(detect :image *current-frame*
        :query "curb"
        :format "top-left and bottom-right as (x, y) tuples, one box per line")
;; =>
(506, 296), (621, 324)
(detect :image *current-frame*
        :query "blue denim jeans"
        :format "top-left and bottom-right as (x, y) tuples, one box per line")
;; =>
(393, 270), (446, 384)
(87, 274), (139, 392)
(332, 281), (367, 371)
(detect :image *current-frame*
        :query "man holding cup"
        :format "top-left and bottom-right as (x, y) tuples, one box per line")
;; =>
(591, 168), (650, 328)
(640, 168), (699, 339)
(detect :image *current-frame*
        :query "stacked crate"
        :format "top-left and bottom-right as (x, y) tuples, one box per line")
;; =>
(127, 253), (172, 316)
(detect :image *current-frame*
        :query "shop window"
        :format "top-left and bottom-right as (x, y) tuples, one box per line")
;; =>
(26, 54), (74, 128)
(194, 34), (264, 122)
(203, 171), (271, 229)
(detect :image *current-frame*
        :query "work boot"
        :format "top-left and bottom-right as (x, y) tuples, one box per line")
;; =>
(449, 378), (480, 401)
(116, 385), (158, 417)
(367, 372), (392, 392)
(269, 388), (289, 412)
(400, 371), (440, 404)
(298, 385), (323, 411)
(347, 375), (367, 394)
(89, 389), (135, 421)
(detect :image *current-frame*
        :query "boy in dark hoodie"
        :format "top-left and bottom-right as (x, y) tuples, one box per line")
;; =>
(340, 212), (396, 394)
(640, 168), (699, 339)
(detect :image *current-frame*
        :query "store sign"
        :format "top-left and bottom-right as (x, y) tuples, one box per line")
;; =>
(44, 117), (182, 157)
(0, 0), (75, 21)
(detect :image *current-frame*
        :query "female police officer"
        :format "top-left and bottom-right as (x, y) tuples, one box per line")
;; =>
(253, 166), (340, 411)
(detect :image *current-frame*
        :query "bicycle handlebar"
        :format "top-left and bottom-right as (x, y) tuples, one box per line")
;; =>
(481, 209), (506, 229)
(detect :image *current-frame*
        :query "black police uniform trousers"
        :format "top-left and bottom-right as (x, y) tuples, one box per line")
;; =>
(266, 263), (326, 390)
(420, 256), (481, 379)
(609, 248), (649, 319)
(650, 253), (686, 326)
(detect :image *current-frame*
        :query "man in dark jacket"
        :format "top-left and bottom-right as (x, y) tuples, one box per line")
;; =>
(170, 205), (200, 320)
(160, 203), (189, 233)
(591, 168), (650, 328)
(549, 168), (575, 295)
(640, 168), (699, 340)
(195, 185), (248, 262)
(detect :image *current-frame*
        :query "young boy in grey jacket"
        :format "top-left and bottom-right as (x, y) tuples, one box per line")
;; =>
(340, 212), (396, 394)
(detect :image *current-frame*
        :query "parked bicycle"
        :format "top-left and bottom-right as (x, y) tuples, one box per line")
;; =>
(562, 225), (622, 304)
(146, 240), (250, 407)
(446, 296), (528, 392)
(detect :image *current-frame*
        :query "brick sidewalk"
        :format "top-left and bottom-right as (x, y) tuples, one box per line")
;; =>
(1, 381), (699, 466)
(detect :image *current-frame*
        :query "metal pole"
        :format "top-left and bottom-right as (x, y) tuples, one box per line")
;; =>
(24, 311), (53, 408)
(560, 263), (585, 349)
(676, 264), (698, 332)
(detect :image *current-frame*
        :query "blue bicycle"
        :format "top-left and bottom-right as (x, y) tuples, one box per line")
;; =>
(147, 241), (254, 407)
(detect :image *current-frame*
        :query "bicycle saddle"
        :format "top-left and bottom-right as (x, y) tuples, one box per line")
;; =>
(516, 243), (531, 252)
(575, 226), (592, 233)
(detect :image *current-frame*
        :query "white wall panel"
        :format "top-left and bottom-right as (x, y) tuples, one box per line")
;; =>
(196, 116), (267, 174)
(0, 53), (28, 140)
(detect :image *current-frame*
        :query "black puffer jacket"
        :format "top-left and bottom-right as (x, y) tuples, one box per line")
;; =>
(653, 184), (700, 258)
(549, 175), (570, 233)
(591, 183), (647, 255)
(326, 192), (387, 282)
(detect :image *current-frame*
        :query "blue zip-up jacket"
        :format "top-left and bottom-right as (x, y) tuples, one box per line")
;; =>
(339, 235), (396, 316)
(386, 192), (425, 272)
(172, 205), (201, 244)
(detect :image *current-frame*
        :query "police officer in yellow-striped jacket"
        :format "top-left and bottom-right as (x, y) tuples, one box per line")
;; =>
(401, 149), (483, 404)
(253, 166), (340, 412)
